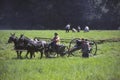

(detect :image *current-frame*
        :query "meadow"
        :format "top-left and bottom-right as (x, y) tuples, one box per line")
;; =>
(0, 30), (120, 80)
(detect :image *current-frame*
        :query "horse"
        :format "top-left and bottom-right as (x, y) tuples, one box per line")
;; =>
(8, 33), (47, 59)
(8, 33), (26, 58)
(19, 36), (47, 59)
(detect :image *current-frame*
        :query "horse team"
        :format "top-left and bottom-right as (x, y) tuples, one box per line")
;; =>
(8, 33), (46, 59)
(8, 33), (91, 59)
(8, 33), (68, 59)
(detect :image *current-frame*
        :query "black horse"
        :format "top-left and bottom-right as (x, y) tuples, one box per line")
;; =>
(18, 35), (47, 59)
(8, 33), (26, 58)
(8, 33), (47, 59)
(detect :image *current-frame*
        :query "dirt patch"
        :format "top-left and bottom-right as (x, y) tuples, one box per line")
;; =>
(96, 38), (120, 44)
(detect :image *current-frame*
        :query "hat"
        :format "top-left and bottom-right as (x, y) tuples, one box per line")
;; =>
(54, 33), (58, 35)
(20, 34), (24, 37)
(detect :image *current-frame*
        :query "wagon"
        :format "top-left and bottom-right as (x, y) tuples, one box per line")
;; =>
(45, 44), (68, 57)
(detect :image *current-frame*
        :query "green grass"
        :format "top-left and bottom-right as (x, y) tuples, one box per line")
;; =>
(0, 30), (120, 40)
(0, 30), (120, 80)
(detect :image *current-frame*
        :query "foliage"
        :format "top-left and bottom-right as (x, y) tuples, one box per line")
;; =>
(0, 0), (120, 29)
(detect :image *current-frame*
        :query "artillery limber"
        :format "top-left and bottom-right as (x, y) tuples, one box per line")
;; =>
(67, 38), (97, 57)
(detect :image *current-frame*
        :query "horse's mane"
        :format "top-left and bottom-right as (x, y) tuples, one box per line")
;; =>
(24, 36), (30, 40)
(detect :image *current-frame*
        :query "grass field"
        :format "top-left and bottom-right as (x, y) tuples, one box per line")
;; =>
(0, 30), (120, 80)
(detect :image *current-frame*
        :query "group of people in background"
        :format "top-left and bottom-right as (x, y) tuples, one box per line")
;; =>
(65, 24), (89, 33)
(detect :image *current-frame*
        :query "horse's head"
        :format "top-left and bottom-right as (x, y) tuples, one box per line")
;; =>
(8, 33), (17, 43)
(18, 34), (32, 47)
(19, 34), (28, 43)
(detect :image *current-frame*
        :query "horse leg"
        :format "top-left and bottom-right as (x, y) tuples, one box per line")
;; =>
(16, 51), (19, 58)
(30, 51), (34, 59)
(40, 49), (43, 59)
(25, 51), (29, 58)
(30, 52), (32, 59)
(33, 53), (35, 58)
(19, 51), (22, 59)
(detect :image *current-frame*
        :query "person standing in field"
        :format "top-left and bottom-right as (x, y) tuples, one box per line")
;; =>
(84, 26), (89, 32)
(81, 39), (89, 58)
(65, 24), (71, 33)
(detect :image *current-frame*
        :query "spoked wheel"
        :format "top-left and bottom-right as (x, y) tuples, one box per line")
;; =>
(60, 46), (69, 57)
(46, 45), (69, 57)
(45, 46), (57, 58)
(47, 49), (58, 58)
(68, 38), (81, 57)
(89, 40), (97, 56)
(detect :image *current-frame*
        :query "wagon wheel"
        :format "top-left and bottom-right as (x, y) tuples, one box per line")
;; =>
(47, 44), (69, 57)
(52, 43), (69, 57)
(60, 45), (69, 57)
(47, 48), (57, 58)
(89, 40), (97, 56)
(44, 45), (56, 58)
(68, 38), (81, 57)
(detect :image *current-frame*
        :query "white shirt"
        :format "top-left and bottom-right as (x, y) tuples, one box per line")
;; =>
(66, 24), (70, 29)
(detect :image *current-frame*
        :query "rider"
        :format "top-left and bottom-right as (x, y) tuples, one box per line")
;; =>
(49, 33), (60, 49)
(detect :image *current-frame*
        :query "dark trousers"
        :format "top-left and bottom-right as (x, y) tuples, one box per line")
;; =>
(82, 52), (89, 58)
(66, 29), (69, 32)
